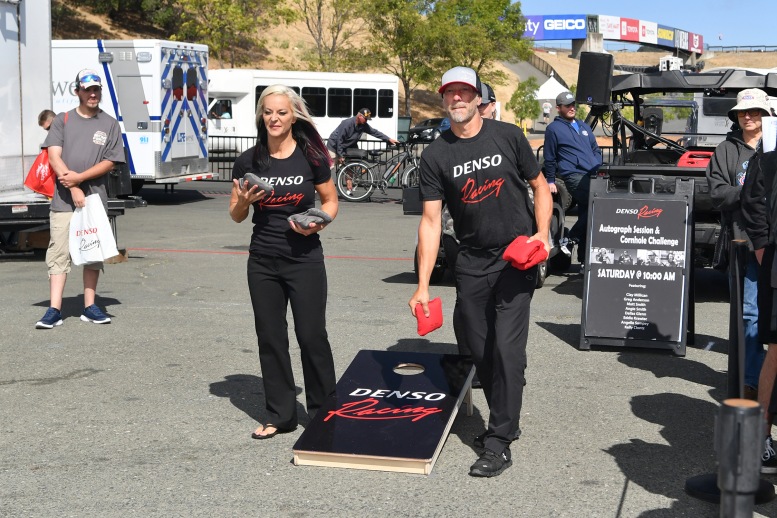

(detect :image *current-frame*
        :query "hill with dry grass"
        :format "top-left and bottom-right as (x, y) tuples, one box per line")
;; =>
(52, 2), (777, 125)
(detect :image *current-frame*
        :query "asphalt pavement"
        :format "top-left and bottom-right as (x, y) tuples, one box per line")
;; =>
(2, 182), (775, 517)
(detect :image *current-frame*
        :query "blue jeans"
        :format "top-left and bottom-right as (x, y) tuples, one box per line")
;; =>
(741, 254), (765, 388)
(562, 172), (591, 263)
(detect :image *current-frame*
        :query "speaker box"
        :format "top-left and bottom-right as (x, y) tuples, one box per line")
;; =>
(576, 52), (614, 106)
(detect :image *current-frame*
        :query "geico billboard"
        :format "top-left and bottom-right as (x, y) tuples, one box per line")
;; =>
(523, 14), (587, 41)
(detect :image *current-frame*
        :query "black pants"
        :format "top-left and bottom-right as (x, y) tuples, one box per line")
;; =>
(456, 265), (536, 454)
(756, 245), (777, 414)
(247, 254), (336, 429)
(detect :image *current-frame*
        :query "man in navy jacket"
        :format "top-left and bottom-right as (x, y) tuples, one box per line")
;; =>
(543, 91), (602, 268)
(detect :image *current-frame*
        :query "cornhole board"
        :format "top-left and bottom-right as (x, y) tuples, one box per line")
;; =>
(293, 350), (474, 475)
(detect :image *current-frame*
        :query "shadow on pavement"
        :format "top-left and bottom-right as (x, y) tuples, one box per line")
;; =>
(617, 351), (726, 402)
(32, 294), (122, 320)
(209, 374), (308, 428)
(606, 393), (720, 517)
(382, 271), (439, 285)
(551, 273), (584, 298)
(693, 267), (729, 303)
(136, 186), (219, 206)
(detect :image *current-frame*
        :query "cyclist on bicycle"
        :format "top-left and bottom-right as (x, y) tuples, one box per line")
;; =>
(327, 108), (399, 165)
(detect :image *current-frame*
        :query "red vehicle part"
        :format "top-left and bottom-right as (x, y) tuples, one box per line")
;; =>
(677, 151), (713, 168)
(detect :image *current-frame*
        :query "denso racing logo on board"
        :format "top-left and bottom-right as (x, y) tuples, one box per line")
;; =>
(322, 388), (448, 423)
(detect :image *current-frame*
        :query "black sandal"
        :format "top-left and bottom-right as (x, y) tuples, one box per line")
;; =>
(251, 424), (296, 440)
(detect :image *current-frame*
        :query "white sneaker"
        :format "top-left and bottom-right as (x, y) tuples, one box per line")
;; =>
(763, 436), (777, 474)
(558, 237), (572, 257)
(346, 190), (352, 196)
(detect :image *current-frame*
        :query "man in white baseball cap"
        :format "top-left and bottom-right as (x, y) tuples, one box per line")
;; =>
(437, 66), (481, 95)
(411, 65), (551, 477)
(36, 66), (123, 330)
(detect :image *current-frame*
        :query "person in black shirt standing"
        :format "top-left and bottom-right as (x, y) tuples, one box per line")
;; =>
(230, 85), (338, 440)
(409, 66), (551, 477)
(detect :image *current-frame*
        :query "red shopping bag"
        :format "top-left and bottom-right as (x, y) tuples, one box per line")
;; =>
(24, 149), (55, 198)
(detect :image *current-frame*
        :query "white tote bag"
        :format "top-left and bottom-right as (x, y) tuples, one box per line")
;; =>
(69, 193), (119, 265)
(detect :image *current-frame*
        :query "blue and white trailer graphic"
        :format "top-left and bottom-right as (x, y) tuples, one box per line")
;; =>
(52, 39), (212, 193)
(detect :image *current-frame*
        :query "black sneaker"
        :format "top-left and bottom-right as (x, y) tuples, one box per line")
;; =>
(469, 448), (512, 477)
(763, 436), (777, 474)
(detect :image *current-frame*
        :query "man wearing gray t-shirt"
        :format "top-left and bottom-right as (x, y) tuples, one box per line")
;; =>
(35, 69), (125, 329)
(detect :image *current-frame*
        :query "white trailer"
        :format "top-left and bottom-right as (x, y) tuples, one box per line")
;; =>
(207, 69), (400, 153)
(0, 0), (55, 240)
(658, 56), (683, 72)
(52, 39), (213, 193)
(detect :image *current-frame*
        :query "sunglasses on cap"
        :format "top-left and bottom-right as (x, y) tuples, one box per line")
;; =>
(78, 74), (102, 86)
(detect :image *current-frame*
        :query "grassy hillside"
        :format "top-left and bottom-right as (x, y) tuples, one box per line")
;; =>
(52, 2), (777, 125)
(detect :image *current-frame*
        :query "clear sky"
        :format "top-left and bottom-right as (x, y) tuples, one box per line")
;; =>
(516, 0), (773, 48)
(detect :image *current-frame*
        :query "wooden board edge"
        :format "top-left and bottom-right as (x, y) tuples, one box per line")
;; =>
(293, 451), (431, 475)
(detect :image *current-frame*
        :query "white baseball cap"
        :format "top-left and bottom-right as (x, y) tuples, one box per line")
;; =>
(76, 69), (102, 90)
(438, 66), (481, 94)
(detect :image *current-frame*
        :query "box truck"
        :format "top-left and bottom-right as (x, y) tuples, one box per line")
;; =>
(52, 39), (213, 193)
(0, 0), (54, 251)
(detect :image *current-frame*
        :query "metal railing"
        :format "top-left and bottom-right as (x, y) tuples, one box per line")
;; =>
(207, 136), (431, 181)
(528, 53), (569, 88)
(535, 145), (615, 166)
(209, 137), (619, 181)
(705, 45), (777, 53)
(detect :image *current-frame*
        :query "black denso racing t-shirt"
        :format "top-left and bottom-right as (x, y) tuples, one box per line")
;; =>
(232, 145), (331, 261)
(419, 119), (541, 274)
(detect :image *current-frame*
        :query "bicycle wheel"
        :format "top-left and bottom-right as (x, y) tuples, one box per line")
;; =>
(337, 162), (375, 202)
(401, 165), (420, 188)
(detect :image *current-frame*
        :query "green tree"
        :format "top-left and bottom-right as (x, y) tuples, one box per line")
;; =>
(364, 0), (436, 116)
(141, 0), (183, 34)
(568, 84), (589, 120)
(291, 0), (371, 71)
(505, 77), (540, 127)
(175, 0), (294, 67)
(426, 0), (532, 86)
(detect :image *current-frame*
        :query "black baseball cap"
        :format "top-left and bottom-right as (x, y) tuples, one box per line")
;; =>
(479, 83), (496, 105)
(358, 108), (372, 120)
